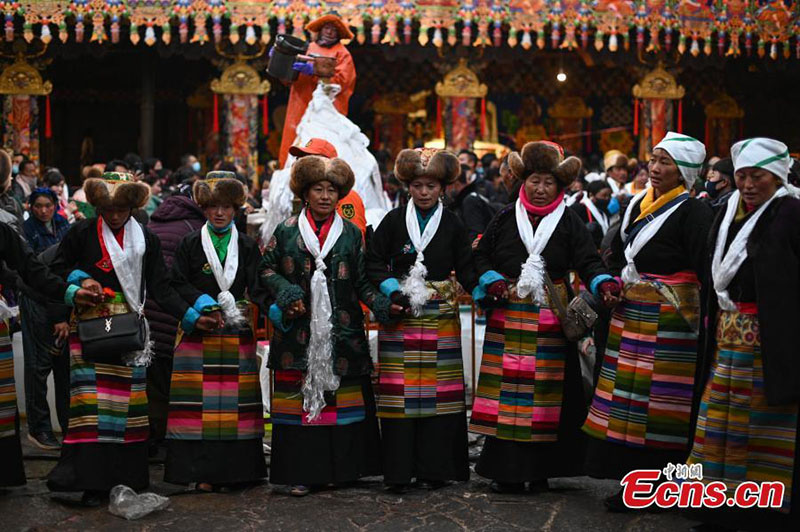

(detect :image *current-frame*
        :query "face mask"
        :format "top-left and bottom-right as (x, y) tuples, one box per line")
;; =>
(595, 198), (610, 212)
(705, 179), (722, 199)
(191, 161), (201, 173)
(11, 164), (18, 175)
(607, 196), (620, 215)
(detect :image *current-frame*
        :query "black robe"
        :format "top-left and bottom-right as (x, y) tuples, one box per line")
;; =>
(472, 205), (609, 482)
(366, 206), (478, 292)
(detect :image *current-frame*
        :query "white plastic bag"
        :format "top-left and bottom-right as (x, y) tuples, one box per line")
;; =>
(108, 485), (170, 520)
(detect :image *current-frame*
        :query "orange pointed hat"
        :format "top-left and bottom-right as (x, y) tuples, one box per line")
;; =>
(306, 12), (355, 41)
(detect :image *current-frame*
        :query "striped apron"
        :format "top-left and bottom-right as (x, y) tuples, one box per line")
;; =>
(469, 281), (570, 442)
(166, 313), (263, 440)
(583, 271), (700, 450)
(688, 305), (798, 512)
(377, 281), (465, 419)
(64, 296), (149, 444)
(271, 370), (366, 426)
(0, 319), (16, 441)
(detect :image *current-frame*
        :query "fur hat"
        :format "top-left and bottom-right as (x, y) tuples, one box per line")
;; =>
(508, 141), (581, 187)
(603, 149), (629, 172)
(394, 148), (460, 185)
(84, 172), (150, 210)
(0, 150), (10, 193)
(193, 173), (247, 209)
(290, 155), (354, 197)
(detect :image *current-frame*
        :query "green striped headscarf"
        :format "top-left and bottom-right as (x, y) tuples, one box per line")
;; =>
(653, 131), (706, 189)
(731, 137), (791, 183)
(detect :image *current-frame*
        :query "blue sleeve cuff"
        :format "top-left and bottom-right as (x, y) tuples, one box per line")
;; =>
(64, 284), (79, 306)
(181, 307), (201, 334)
(589, 274), (614, 296)
(471, 285), (487, 303)
(479, 270), (505, 290)
(67, 269), (91, 287)
(268, 303), (291, 333)
(193, 294), (219, 313)
(379, 278), (401, 298)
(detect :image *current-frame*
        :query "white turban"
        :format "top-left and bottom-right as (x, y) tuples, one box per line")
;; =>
(653, 131), (706, 189)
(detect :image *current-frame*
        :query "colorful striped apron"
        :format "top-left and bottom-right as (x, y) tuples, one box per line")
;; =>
(583, 271), (700, 450)
(377, 281), (465, 419)
(166, 325), (263, 441)
(271, 370), (366, 426)
(469, 281), (569, 442)
(688, 306), (797, 512)
(0, 319), (16, 440)
(64, 297), (149, 444)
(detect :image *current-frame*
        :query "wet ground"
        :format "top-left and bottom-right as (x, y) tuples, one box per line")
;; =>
(0, 433), (699, 531)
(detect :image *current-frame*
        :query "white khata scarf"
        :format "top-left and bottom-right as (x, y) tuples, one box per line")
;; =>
(619, 189), (689, 284)
(711, 187), (788, 311)
(200, 223), (245, 327)
(580, 196), (609, 235)
(400, 201), (444, 316)
(101, 217), (151, 366)
(297, 209), (345, 422)
(514, 196), (566, 304)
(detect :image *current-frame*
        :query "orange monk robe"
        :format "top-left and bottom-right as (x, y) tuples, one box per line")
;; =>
(336, 189), (366, 237)
(278, 41), (356, 167)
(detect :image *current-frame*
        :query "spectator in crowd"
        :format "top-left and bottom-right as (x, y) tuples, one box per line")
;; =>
(12, 159), (38, 205)
(448, 164), (497, 243)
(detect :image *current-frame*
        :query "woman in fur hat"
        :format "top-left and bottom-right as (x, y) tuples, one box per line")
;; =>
(366, 148), (478, 493)
(469, 141), (620, 493)
(261, 156), (399, 497)
(582, 132), (714, 511)
(164, 172), (269, 491)
(687, 138), (800, 529)
(46, 173), (219, 506)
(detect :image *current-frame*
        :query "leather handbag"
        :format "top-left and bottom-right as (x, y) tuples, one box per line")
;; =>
(543, 273), (598, 343)
(77, 311), (146, 357)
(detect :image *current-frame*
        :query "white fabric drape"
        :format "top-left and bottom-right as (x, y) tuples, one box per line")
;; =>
(400, 201), (443, 316)
(200, 223), (245, 327)
(514, 198), (566, 304)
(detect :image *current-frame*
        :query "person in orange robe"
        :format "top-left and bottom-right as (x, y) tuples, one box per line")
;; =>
(278, 13), (356, 167)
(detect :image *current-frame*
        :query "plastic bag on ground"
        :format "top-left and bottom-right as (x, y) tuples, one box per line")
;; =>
(108, 484), (170, 520)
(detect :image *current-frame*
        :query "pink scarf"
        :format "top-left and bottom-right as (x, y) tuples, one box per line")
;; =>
(519, 186), (566, 217)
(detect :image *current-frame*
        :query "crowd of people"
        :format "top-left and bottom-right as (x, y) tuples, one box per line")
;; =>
(1, 130), (799, 531)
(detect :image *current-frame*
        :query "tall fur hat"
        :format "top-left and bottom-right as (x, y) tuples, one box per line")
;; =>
(290, 155), (355, 197)
(84, 172), (150, 210)
(508, 141), (581, 187)
(394, 148), (460, 185)
(193, 172), (247, 209)
(0, 150), (11, 193)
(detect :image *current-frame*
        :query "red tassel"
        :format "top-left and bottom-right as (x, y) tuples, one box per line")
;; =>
(213, 93), (219, 134)
(633, 98), (639, 136)
(677, 100), (683, 133)
(480, 97), (486, 138)
(436, 98), (443, 138)
(45, 94), (52, 139)
(262, 95), (268, 136)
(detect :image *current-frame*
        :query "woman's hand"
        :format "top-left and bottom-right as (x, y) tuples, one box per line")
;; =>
(195, 316), (220, 331)
(207, 310), (225, 329)
(599, 280), (621, 308)
(73, 287), (103, 306)
(53, 322), (70, 344)
(389, 304), (406, 317)
(80, 278), (103, 297)
(285, 300), (306, 319)
(485, 279), (509, 305)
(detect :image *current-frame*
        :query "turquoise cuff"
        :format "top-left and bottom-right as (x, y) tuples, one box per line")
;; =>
(471, 285), (487, 303)
(193, 294), (219, 313)
(268, 303), (291, 333)
(479, 270), (505, 290)
(64, 284), (80, 306)
(590, 274), (614, 296)
(67, 269), (91, 286)
(181, 307), (201, 334)
(379, 278), (401, 298)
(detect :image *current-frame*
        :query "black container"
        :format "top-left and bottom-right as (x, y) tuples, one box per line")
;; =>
(268, 34), (310, 82)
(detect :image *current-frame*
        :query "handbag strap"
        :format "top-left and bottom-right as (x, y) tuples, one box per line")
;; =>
(543, 271), (569, 321)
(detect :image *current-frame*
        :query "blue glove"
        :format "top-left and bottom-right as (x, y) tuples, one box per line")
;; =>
(292, 61), (314, 76)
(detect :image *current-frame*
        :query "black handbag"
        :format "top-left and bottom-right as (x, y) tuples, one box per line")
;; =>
(77, 276), (146, 358)
(77, 311), (146, 357)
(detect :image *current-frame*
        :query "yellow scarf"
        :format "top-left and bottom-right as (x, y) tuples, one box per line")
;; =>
(634, 185), (687, 222)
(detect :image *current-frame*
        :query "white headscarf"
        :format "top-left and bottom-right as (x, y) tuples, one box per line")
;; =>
(653, 132), (706, 190)
(731, 137), (800, 198)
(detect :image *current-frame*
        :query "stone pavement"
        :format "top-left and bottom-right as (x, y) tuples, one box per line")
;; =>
(0, 436), (700, 531)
